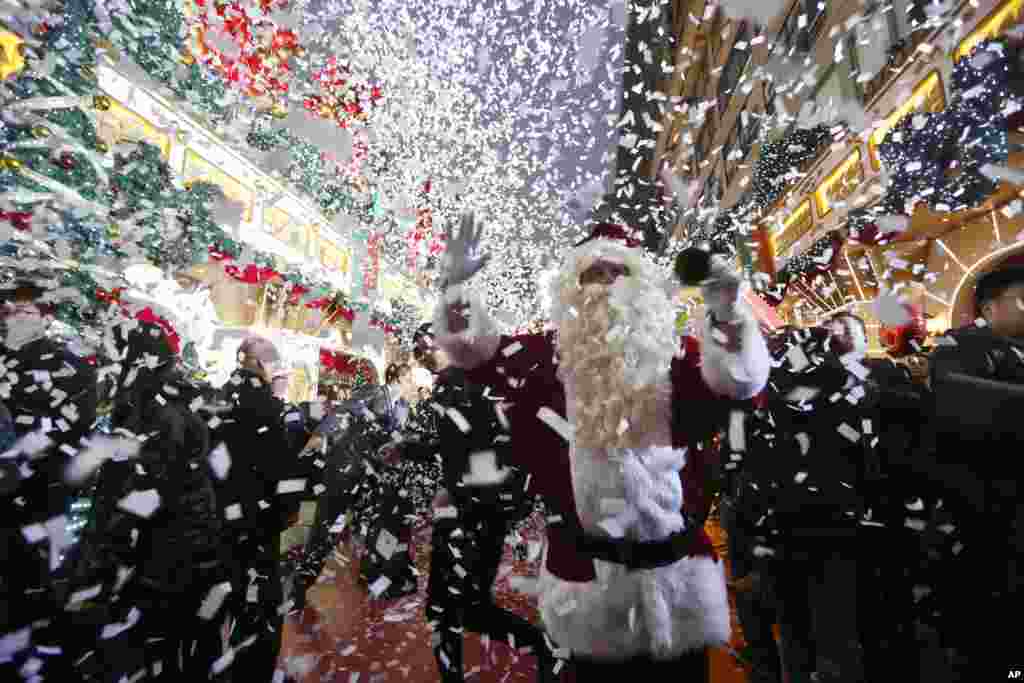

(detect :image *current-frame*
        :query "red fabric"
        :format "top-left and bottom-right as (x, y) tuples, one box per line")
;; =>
(464, 331), (595, 582)
(1001, 252), (1024, 268)
(464, 332), (721, 582)
(670, 335), (722, 561)
(135, 307), (182, 355)
(574, 222), (642, 248)
(224, 263), (281, 284)
(0, 211), (33, 232)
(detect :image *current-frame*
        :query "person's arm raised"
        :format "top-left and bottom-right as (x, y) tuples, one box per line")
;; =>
(432, 213), (502, 369)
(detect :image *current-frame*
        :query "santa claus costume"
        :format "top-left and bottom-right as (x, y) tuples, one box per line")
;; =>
(432, 221), (771, 677)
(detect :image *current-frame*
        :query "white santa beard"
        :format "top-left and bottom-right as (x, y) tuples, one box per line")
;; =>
(556, 280), (677, 450)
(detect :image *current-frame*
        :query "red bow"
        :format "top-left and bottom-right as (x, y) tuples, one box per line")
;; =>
(575, 223), (642, 248)
(135, 307), (182, 356)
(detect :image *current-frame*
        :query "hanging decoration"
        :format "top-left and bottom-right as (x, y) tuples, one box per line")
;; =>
(876, 38), (1017, 222)
(751, 125), (832, 213)
(186, 0), (300, 100)
(303, 57), (383, 129)
(318, 348), (376, 387)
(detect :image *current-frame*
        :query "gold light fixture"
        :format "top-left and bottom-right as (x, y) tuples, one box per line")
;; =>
(814, 149), (864, 218)
(0, 30), (25, 81)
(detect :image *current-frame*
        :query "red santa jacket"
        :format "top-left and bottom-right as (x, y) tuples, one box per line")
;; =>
(462, 331), (722, 583)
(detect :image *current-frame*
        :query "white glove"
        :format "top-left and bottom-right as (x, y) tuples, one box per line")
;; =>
(701, 256), (743, 323)
(441, 212), (491, 289)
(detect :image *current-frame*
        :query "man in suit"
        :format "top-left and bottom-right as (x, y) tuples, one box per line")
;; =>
(928, 264), (1024, 678)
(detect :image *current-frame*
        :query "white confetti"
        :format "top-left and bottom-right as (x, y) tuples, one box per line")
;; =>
(445, 407), (471, 433)
(836, 423), (860, 443)
(728, 410), (746, 452)
(197, 582), (232, 621)
(276, 479), (307, 494)
(117, 489), (161, 519)
(536, 407), (573, 441)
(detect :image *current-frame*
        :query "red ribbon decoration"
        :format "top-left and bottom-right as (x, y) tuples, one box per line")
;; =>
(224, 263), (281, 284)
(0, 211), (33, 232)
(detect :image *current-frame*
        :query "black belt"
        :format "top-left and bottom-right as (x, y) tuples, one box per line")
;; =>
(577, 513), (702, 571)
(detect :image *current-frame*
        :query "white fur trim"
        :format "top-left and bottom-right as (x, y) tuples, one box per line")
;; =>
(538, 554), (731, 659)
(431, 283), (501, 370)
(700, 302), (770, 400)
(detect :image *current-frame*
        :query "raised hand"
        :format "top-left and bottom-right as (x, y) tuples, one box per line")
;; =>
(441, 212), (491, 289)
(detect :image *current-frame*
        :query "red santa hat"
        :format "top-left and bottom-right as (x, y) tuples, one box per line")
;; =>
(573, 222), (642, 249)
(549, 222), (666, 323)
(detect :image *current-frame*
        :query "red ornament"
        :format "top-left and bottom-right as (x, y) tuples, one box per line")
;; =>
(878, 303), (927, 357)
(56, 152), (76, 170)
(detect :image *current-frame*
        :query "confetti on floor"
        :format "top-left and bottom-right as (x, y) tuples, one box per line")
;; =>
(280, 515), (750, 682)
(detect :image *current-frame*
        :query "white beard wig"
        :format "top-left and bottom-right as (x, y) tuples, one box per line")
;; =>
(551, 239), (680, 450)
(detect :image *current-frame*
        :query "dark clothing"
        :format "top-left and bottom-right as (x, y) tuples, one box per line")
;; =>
(425, 367), (550, 682)
(926, 325), (1024, 673)
(0, 338), (98, 676)
(571, 648), (707, 680)
(209, 369), (311, 681)
(727, 328), (888, 683)
(428, 516), (552, 683)
(61, 368), (230, 683)
(298, 387), (435, 603)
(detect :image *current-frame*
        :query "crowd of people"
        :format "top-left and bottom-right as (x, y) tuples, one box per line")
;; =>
(0, 217), (1021, 683)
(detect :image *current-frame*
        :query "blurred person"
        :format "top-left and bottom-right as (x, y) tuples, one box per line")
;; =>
(729, 318), (877, 683)
(209, 335), (318, 682)
(0, 280), (98, 680)
(433, 217), (770, 678)
(67, 317), (229, 682)
(927, 265), (1024, 679)
(417, 321), (555, 683)
(383, 362), (414, 429)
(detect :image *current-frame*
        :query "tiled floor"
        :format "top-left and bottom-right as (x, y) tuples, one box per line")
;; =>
(279, 514), (751, 682)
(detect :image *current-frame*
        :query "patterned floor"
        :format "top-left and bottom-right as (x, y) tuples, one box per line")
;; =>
(279, 514), (750, 682)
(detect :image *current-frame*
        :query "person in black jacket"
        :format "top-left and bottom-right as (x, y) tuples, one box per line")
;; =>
(0, 285), (98, 681)
(67, 317), (229, 682)
(730, 318), (876, 683)
(414, 323), (557, 683)
(210, 335), (317, 682)
(292, 390), (391, 608)
(926, 265), (1024, 679)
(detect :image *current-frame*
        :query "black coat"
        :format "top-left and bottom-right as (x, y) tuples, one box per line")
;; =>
(210, 369), (308, 542)
(429, 367), (529, 519)
(0, 337), (98, 638)
(731, 327), (883, 562)
(929, 325), (1024, 505)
